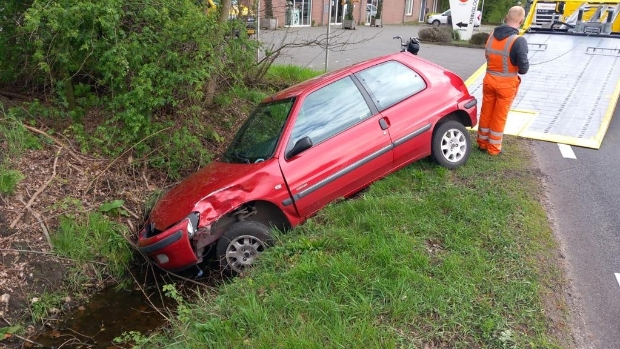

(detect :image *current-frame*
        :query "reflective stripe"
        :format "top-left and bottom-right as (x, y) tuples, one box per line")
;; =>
(477, 135), (489, 140)
(490, 130), (503, 137)
(479, 127), (490, 133)
(486, 34), (519, 77)
(488, 138), (503, 145)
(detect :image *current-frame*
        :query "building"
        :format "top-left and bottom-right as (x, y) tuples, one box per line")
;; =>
(260, 0), (440, 27)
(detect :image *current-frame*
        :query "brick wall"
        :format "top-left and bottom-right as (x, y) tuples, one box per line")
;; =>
(260, 0), (438, 27)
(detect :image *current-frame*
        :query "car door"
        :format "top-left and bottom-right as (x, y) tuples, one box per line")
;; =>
(278, 75), (393, 218)
(354, 60), (432, 169)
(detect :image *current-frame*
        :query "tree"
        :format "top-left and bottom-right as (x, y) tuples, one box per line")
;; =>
(265, 0), (274, 18)
(5, 0), (257, 151)
(345, 0), (354, 20)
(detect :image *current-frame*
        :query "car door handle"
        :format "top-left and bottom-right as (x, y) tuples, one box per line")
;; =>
(378, 117), (390, 130)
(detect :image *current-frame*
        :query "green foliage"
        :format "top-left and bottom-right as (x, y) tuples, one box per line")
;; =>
(264, 65), (322, 87)
(28, 293), (65, 324)
(375, 0), (383, 19)
(483, 0), (518, 23)
(264, 0), (274, 17)
(345, 0), (354, 20)
(469, 32), (490, 45)
(0, 106), (43, 161)
(52, 212), (133, 278)
(0, 169), (24, 195)
(215, 85), (267, 108)
(0, 325), (21, 340)
(0, 1), (34, 84)
(139, 137), (568, 348)
(418, 27), (453, 43)
(451, 29), (461, 41)
(146, 124), (214, 180)
(99, 200), (129, 217)
(2, 0), (259, 178)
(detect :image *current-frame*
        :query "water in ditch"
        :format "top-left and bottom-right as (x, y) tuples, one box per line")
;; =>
(31, 265), (222, 348)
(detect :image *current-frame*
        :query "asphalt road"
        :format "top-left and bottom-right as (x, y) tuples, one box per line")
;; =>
(532, 100), (620, 349)
(259, 24), (620, 349)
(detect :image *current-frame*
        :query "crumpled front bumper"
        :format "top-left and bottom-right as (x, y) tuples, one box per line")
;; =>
(137, 218), (198, 272)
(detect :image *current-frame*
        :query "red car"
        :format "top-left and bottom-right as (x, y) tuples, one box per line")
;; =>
(137, 51), (478, 274)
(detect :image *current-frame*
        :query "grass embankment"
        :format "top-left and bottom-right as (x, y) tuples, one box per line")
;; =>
(137, 137), (569, 348)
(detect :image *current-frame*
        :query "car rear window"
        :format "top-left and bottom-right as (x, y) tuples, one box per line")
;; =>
(355, 60), (427, 111)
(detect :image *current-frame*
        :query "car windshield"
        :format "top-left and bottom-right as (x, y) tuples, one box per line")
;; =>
(222, 98), (295, 164)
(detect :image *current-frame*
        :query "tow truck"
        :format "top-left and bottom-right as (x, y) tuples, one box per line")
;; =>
(205, 0), (256, 36)
(465, 0), (620, 149)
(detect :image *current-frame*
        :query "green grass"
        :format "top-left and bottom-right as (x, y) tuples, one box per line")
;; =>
(264, 64), (323, 86)
(0, 168), (24, 195)
(28, 292), (66, 324)
(0, 104), (43, 196)
(52, 212), (133, 279)
(133, 135), (567, 348)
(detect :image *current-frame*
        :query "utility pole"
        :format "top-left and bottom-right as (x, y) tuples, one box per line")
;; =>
(257, 0), (261, 62)
(325, 0), (333, 72)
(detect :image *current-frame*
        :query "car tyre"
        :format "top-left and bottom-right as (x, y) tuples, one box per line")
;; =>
(431, 120), (471, 170)
(216, 221), (274, 274)
(432, 20), (440, 26)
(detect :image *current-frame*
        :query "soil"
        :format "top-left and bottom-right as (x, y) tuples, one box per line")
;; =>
(0, 95), (242, 347)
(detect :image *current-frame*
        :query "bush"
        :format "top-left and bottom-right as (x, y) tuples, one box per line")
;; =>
(451, 29), (461, 41)
(418, 27), (453, 43)
(1, 0), (260, 178)
(469, 32), (490, 45)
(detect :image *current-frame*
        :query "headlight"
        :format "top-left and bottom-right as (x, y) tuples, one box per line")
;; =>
(187, 212), (200, 238)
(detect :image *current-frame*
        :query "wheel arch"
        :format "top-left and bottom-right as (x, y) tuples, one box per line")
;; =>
(435, 110), (473, 130)
(212, 200), (293, 238)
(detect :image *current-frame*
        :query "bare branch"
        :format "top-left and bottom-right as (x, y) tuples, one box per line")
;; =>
(18, 197), (53, 249)
(10, 148), (61, 229)
(85, 127), (172, 195)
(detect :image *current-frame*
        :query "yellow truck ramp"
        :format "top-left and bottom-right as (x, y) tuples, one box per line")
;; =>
(466, 0), (620, 149)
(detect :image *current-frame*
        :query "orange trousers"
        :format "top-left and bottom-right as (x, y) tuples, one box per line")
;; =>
(477, 74), (521, 155)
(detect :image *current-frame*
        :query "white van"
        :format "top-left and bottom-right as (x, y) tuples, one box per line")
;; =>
(427, 9), (482, 27)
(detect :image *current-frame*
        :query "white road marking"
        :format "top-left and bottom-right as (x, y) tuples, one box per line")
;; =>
(558, 143), (577, 159)
(616, 273), (620, 287)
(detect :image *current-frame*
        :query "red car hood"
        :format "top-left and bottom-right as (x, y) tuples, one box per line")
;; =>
(149, 160), (274, 231)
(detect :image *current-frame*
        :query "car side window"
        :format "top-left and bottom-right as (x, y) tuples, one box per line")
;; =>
(286, 76), (372, 155)
(355, 60), (427, 111)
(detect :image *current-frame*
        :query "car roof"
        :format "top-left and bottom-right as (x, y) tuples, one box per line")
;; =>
(266, 52), (438, 102)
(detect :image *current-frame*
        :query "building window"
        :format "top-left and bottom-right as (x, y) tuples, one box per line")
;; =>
(405, 0), (414, 16)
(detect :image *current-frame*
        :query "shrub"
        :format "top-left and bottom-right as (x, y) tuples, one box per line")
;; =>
(418, 27), (453, 43)
(469, 32), (490, 45)
(451, 29), (461, 41)
(0, 169), (24, 195)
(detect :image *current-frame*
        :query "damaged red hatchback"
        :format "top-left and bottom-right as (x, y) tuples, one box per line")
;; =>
(137, 52), (478, 274)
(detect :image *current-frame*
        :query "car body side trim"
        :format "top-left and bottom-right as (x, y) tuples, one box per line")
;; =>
(283, 124), (431, 207)
(296, 143), (394, 201)
(393, 123), (432, 147)
(138, 230), (183, 254)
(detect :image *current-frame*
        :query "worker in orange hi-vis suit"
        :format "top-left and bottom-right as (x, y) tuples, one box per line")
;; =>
(477, 6), (530, 156)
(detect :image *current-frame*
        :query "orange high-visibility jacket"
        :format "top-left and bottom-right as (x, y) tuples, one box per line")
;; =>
(485, 34), (519, 78)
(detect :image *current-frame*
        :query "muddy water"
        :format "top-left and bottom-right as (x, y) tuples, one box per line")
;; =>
(33, 266), (222, 349)
(33, 286), (167, 348)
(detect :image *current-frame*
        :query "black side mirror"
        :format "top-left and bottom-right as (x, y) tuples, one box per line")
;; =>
(287, 136), (313, 159)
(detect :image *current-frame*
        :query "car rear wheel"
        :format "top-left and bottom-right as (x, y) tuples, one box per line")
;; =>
(432, 20), (440, 26)
(431, 120), (471, 169)
(216, 221), (274, 274)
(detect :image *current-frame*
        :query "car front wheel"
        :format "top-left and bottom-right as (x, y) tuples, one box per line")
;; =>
(431, 120), (471, 169)
(216, 221), (274, 274)
(432, 20), (440, 26)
